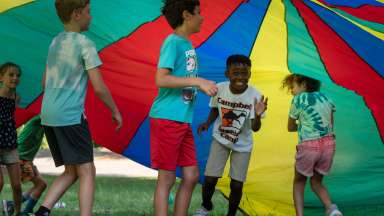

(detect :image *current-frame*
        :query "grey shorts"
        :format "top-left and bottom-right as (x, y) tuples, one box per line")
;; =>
(0, 148), (19, 165)
(43, 117), (93, 167)
(204, 139), (251, 182)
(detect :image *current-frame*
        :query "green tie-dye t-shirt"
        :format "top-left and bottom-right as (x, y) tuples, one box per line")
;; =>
(289, 92), (335, 143)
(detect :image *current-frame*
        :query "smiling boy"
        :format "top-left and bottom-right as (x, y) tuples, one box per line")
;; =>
(194, 54), (267, 216)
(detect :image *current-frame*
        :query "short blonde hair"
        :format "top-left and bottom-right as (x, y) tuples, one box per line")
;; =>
(55, 0), (89, 23)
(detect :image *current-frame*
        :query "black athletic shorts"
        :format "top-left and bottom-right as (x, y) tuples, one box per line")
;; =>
(43, 116), (93, 167)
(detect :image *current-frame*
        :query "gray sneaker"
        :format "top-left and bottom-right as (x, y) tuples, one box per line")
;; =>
(328, 204), (343, 216)
(193, 206), (211, 216)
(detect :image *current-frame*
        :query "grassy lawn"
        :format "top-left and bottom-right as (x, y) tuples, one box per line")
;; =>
(1, 175), (245, 216)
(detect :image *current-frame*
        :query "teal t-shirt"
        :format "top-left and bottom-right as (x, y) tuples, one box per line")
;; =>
(41, 31), (102, 126)
(289, 91), (336, 143)
(149, 34), (198, 123)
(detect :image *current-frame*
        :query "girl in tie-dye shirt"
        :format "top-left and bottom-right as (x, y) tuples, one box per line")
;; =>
(282, 74), (342, 216)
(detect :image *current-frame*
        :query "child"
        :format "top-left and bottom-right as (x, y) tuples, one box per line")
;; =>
(282, 74), (342, 216)
(149, 0), (218, 215)
(0, 62), (22, 216)
(4, 115), (65, 215)
(34, 1), (122, 215)
(193, 55), (267, 216)
(18, 116), (46, 215)
(4, 115), (47, 215)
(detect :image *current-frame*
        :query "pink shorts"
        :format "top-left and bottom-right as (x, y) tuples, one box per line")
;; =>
(150, 118), (197, 171)
(295, 135), (335, 177)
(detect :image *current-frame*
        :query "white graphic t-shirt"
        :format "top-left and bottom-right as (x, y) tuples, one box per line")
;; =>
(210, 82), (263, 152)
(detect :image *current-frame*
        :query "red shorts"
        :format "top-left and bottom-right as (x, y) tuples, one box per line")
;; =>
(150, 118), (197, 171)
(295, 135), (336, 177)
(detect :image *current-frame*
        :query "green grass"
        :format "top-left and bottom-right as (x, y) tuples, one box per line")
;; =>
(1, 175), (245, 216)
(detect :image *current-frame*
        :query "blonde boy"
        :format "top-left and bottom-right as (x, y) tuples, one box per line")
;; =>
(35, 1), (122, 215)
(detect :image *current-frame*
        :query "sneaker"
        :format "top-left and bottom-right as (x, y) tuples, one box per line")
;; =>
(53, 201), (66, 209)
(328, 204), (343, 216)
(2, 200), (9, 216)
(2, 200), (14, 216)
(193, 206), (211, 216)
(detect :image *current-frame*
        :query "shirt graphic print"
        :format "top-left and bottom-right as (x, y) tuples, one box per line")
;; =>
(210, 82), (263, 152)
(182, 49), (198, 104)
(218, 100), (252, 143)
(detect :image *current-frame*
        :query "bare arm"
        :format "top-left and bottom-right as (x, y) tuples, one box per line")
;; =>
(251, 115), (261, 132)
(155, 68), (218, 96)
(88, 68), (122, 131)
(197, 108), (219, 135)
(287, 117), (298, 132)
(205, 108), (219, 126)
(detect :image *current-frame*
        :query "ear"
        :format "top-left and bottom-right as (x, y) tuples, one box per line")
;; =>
(247, 68), (251, 77)
(182, 10), (192, 21)
(71, 8), (82, 20)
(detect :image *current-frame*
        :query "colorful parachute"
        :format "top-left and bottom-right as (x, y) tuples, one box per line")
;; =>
(1, 0), (383, 215)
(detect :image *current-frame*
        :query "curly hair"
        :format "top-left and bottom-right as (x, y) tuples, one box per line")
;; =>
(55, 0), (90, 23)
(161, 0), (200, 29)
(282, 74), (320, 92)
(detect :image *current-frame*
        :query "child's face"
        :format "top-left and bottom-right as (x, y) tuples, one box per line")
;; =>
(291, 81), (306, 95)
(75, 4), (92, 32)
(0, 67), (20, 89)
(226, 63), (251, 93)
(186, 6), (203, 33)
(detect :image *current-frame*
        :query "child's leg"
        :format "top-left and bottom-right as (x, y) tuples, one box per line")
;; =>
(0, 167), (3, 192)
(155, 169), (176, 216)
(201, 176), (219, 211)
(40, 165), (77, 209)
(227, 179), (243, 216)
(293, 170), (307, 216)
(227, 150), (251, 216)
(294, 137), (333, 216)
(6, 163), (22, 214)
(39, 117), (93, 215)
(197, 139), (231, 213)
(310, 171), (332, 209)
(311, 135), (336, 213)
(174, 165), (199, 216)
(75, 162), (95, 216)
(29, 167), (47, 199)
(150, 119), (196, 215)
(23, 168), (47, 213)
